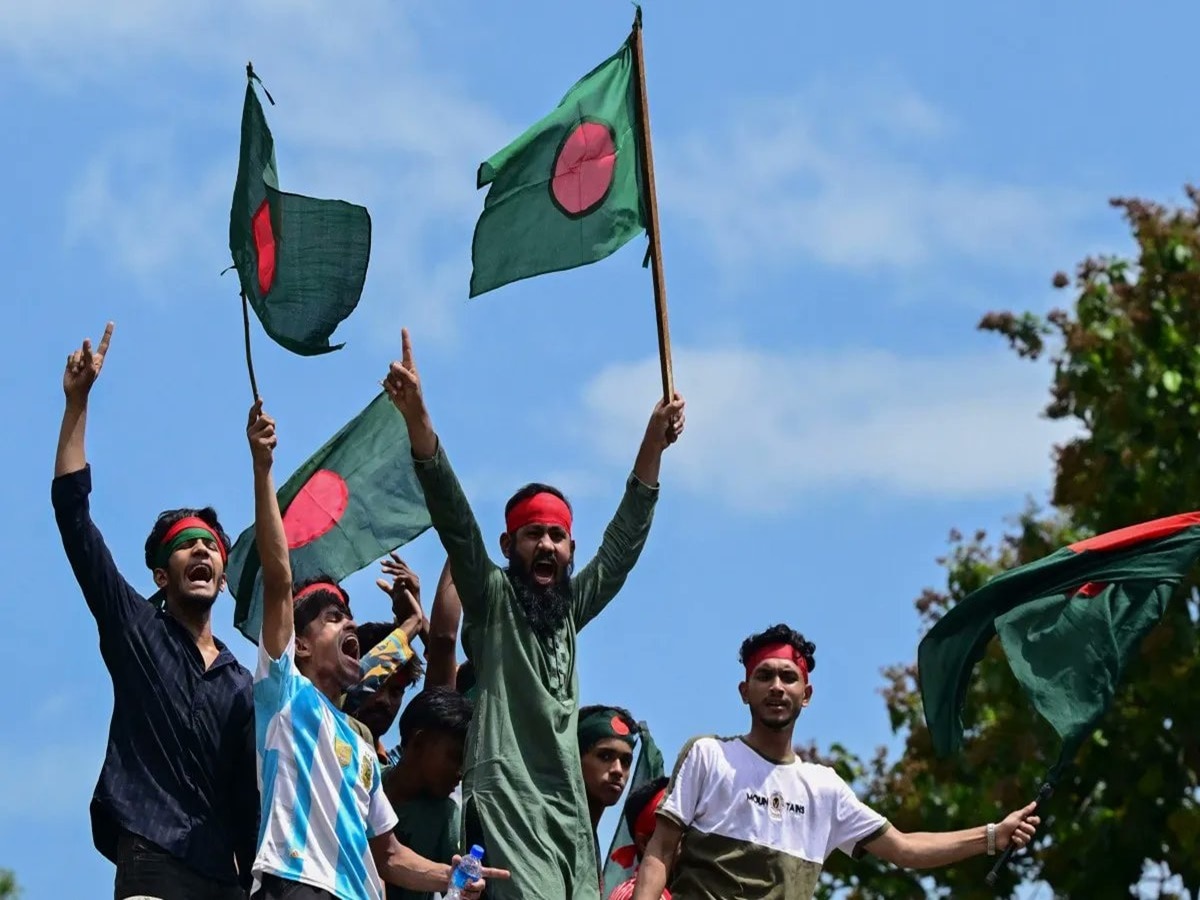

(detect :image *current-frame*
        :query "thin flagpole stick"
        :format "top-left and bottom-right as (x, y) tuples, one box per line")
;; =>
(630, 8), (675, 402)
(241, 290), (260, 400)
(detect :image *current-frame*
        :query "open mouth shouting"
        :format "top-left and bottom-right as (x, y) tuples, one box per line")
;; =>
(185, 560), (214, 591)
(340, 631), (361, 662)
(531, 555), (558, 585)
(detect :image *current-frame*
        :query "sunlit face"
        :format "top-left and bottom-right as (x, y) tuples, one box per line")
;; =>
(297, 604), (360, 690)
(581, 737), (635, 808)
(154, 536), (226, 608)
(502, 522), (574, 587)
(739, 659), (812, 730)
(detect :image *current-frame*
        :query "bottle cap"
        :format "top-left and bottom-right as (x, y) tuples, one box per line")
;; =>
(469, 845), (485, 860)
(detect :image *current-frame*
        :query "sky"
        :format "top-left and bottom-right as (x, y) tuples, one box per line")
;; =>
(2, 1), (1199, 897)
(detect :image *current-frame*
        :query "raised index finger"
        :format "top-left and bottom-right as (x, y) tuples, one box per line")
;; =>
(96, 321), (114, 357)
(401, 328), (414, 368)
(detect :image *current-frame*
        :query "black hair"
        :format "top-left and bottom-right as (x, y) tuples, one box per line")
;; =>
(355, 621), (394, 653)
(622, 775), (670, 838)
(143, 507), (231, 570)
(398, 686), (473, 749)
(293, 576), (353, 635)
(578, 704), (638, 751)
(455, 660), (476, 695)
(738, 623), (816, 675)
(503, 483), (572, 530)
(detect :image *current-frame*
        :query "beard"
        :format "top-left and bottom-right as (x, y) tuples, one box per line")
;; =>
(506, 553), (573, 642)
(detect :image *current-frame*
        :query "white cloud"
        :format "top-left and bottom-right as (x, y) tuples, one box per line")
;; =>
(660, 81), (1092, 277)
(576, 345), (1077, 510)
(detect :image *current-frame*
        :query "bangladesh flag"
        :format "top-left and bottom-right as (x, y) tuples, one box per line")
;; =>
(468, 27), (646, 297)
(228, 393), (432, 643)
(229, 70), (371, 355)
(601, 721), (664, 896)
(919, 511), (1200, 763)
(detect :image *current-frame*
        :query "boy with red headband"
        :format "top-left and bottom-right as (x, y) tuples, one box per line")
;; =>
(52, 322), (258, 899)
(383, 328), (685, 900)
(247, 400), (506, 900)
(630, 624), (1042, 900)
(607, 777), (671, 900)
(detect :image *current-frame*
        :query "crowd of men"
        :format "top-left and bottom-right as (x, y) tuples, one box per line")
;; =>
(55, 323), (1040, 900)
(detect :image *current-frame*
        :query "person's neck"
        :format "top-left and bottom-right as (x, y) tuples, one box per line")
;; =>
(383, 758), (423, 806)
(587, 796), (606, 830)
(743, 720), (797, 764)
(165, 596), (216, 648)
(305, 667), (348, 705)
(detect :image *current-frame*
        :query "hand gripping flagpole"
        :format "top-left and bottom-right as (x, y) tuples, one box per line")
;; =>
(985, 781), (1052, 887)
(629, 7), (675, 403)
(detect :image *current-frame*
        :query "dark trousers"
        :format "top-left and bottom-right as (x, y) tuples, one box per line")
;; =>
(251, 874), (335, 899)
(115, 832), (246, 900)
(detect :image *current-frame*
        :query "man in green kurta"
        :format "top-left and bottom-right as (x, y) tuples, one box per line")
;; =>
(383, 329), (686, 900)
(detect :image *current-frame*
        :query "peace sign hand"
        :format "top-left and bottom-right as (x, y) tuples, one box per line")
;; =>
(382, 328), (425, 420)
(63, 322), (114, 403)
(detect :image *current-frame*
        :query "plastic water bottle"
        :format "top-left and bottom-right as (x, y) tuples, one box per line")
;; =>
(445, 845), (485, 900)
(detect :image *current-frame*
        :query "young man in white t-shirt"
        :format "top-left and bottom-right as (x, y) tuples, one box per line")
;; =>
(629, 623), (1041, 900)
(246, 401), (509, 900)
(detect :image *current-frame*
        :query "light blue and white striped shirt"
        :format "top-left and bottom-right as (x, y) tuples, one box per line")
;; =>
(253, 636), (398, 900)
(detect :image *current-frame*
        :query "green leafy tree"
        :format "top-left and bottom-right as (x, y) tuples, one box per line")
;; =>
(814, 189), (1200, 899)
(0, 869), (19, 900)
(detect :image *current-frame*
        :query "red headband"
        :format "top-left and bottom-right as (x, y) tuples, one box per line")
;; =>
(745, 643), (809, 680)
(506, 492), (572, 535)
(293, 581), (348, 606)
(610, 786), (668, 869)
(159, 516), (227, 563)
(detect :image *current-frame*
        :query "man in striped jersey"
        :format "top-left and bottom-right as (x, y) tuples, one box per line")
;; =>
(630, 624), (1041, 900)
(246, 400), (507, 900)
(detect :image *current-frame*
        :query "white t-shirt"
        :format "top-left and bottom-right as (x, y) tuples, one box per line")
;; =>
(659, 736), (889, 899)
(253, 636), (399, 900)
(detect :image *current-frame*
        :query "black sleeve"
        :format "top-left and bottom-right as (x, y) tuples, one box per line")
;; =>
(231, 694), (260, 892)
(51, 466), (149, 629)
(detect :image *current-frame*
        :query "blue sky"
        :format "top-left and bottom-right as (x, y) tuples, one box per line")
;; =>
(2, 1), (1198, 897)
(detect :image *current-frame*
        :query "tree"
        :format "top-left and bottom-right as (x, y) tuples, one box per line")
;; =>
(0, 869), (19, 899)
(814, 189), (1200, 899)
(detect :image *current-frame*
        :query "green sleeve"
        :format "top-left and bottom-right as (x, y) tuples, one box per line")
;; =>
(571, 473), (659, 631)
(412, 442), (502, 623)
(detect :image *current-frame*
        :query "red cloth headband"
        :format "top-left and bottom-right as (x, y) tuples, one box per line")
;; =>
(293, 581), (348, 606)
(159, 516), (227, 563)
(506, 492), (572, 535)
(610, 786), (668, 868)
(745, 643), (809, 679)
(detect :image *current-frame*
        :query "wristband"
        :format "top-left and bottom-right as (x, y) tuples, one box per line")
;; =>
(986, 823), (997, 856)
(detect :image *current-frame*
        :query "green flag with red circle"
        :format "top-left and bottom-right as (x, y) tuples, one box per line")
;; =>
(228, 393), (431, 643)
(468, 31), (646, 297)
(229, 72), (371, 355)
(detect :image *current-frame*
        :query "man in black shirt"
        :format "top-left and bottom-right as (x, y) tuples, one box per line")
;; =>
(52, 322), (257, 899)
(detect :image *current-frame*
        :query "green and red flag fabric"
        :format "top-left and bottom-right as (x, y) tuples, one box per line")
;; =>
(919, 511), (1200, 765)
(468, 23), (646, 297)
(229, 67), (371, 355)
(602, 720), (664, 896)
(228, 393), (431, 643)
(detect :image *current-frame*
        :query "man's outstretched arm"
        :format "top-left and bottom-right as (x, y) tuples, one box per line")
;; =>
(863, 801), (1040, 869)
(383, 328), (498, 620)
(574, 394), (686, 629)
(249, 400), (293, 660)
(369, 834), (509, 896)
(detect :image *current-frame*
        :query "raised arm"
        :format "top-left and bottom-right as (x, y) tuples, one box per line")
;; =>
(864, 801), (1039, 869)
(630, 817), (683, 900)
(573, 395), (686, 629)
(424, 558), (462, 689)
(249, 400), (293, 659)
(382, 329), (499, 617)
(55, 321), (113, 477)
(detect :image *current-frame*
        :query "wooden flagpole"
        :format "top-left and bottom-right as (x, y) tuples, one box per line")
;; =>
(630, 7), (675, 403)
(241, 290), (261, 401)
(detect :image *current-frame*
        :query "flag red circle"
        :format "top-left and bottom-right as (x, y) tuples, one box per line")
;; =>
(610, 715), (631, 736)
(551, 121), (617, 217)
(283, 469), (350, 549)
